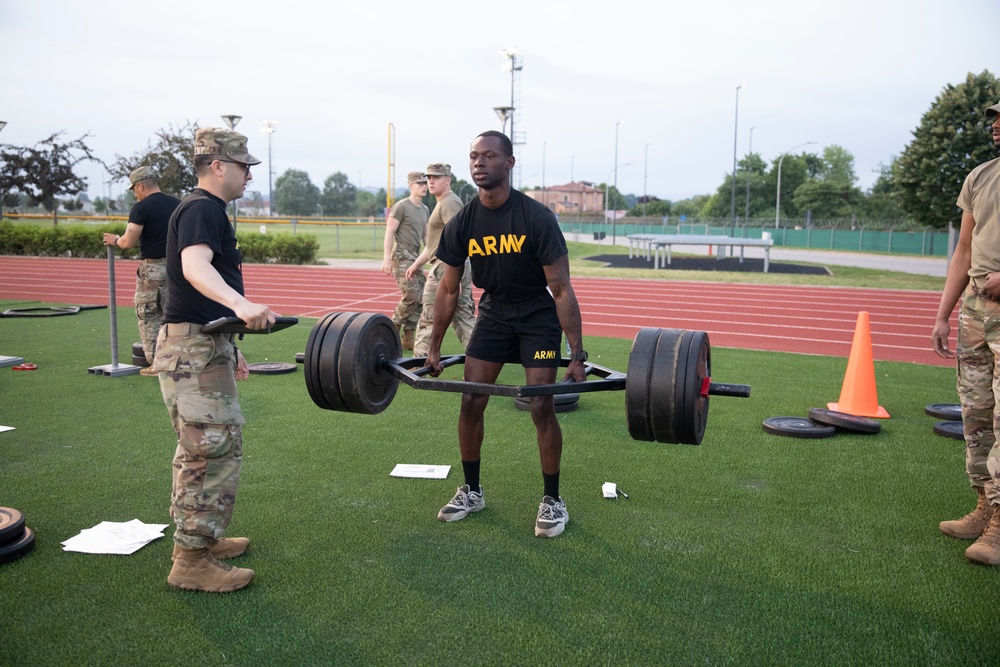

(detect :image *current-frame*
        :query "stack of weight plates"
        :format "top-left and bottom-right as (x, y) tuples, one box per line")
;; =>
(926, 403), (963, 440)
(0, 507), (35, 565)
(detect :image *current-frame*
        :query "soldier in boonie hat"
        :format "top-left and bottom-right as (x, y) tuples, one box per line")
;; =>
(128, 166), (157, 191)
(408, 171), (428, 184)
(424, 163), (451, 177)
(193, 127), (261, 165)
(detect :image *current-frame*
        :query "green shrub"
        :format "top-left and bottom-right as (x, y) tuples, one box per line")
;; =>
(238, 231), (318, 264)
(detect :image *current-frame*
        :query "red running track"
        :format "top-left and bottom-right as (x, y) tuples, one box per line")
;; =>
(0, 255), (953, 367)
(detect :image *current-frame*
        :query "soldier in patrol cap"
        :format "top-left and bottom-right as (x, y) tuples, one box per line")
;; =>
(101, 165), (180, 376)
(382, 170), (429, 350)
(405, 162), (476, 356)
(932, 100), (1000, 565)
(152, 127), (277, 592)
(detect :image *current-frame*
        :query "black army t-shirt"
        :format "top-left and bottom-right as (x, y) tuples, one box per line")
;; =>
(436, 189), (567, 304)
(163, 189), (245, 325)
(128, 191), (180, 259)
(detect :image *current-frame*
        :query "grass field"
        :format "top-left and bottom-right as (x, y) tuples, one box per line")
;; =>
(0, 299), (987, 666)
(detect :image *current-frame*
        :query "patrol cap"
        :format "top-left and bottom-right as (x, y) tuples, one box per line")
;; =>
(193, 127), (262, 165)
(407, 171), (428, 184)
(424, 163), (451, 177)
(127, 166), (156, 190)
(986, 102), (1000, 119)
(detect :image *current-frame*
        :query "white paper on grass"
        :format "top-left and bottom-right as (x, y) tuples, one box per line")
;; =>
(390, 464), (451, 479)
(0, 425), (14, 433)
(61, 519), (168, 555)
(602, 482), (618, 499)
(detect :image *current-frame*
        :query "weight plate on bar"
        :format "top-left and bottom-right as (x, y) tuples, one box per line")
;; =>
(625, 328), (661, 442)
(0, 507), (26, 547)
(925, 403), (961, 421)
(0, 526), (35, 565)
(933, 420), (964, 441)
(248, 362), (297, 375)
(807, 407), (881, 434)
(337, 313), (401, 414)
(649, 328), (685, 445)
(680, 330), (710, 445)
(762, 417), (836, 439)
(304, 312), (345, 410)
(305, 312), (357, 411)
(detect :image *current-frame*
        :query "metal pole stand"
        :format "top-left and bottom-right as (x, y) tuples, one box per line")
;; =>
(0, 356), (26, 368)
(88, 246), (142, 377)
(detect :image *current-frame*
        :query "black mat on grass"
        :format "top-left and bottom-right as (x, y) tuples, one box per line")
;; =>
(586, 254), (830, 275)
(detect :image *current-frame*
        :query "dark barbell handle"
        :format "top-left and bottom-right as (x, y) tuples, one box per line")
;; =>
(708, 382), (751, 398)
(391, 354), (464, 378)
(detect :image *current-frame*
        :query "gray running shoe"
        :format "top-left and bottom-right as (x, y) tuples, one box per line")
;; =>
(437, 484), (485, 522)
(534, 495), (569, 537)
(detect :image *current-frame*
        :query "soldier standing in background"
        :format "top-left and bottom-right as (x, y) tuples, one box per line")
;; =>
(102, 166), (179, 376)
(382, 171), (429, 350)
(406, 163), (476, 357)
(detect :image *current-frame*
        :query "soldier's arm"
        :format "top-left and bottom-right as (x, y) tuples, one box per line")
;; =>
(180, 243), (276, 330)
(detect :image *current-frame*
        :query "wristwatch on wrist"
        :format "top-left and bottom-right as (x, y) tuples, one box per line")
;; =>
(571, 350), (588, 362)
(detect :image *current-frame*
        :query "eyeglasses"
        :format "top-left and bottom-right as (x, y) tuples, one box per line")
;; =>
(217, 160), (251, 176)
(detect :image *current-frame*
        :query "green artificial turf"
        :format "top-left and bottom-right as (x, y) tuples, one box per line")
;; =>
(0, 302), (986, 666)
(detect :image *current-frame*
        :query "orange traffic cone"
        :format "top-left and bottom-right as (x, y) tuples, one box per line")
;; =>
(827, 311), (890, 418)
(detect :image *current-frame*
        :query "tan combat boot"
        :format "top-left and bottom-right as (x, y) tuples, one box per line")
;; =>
(939, 486), (994, 539)
(171, 538), (249, 561)
(401, 329), (415, 351)
(168, 546), (255, 592)
(966, 509), (1000, 565)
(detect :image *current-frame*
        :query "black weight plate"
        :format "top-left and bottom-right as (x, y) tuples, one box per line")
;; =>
(679, 330), (710, 445)
(933, 420), (965, 441)
(132, 341), (145, 357)
(925, 403), (962, 421)
(305, 312), (355, 411)
(649, 328), (686, 444)
(131, 354), (150, 368)
(0, 526), (35, 565)
(248, 362), (297, 375)
(1, 306), (80, 317)
(625, 328), (662, 442)
(0, 507), (26, 547)
(295, 352), (304, 364)
(808, 407), (882, 434)
(762, 417), (837, 439)
(304, 312), (342, 410)
(514, 393), (580, 413)
(338, 313), (401, 414)
(201, 315), (299, 334)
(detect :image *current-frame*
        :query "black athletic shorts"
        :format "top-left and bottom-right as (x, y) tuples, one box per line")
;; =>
(467, 293), (562, 367)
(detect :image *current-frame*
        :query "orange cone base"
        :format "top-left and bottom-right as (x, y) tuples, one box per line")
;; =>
(827, 402), (890, 419)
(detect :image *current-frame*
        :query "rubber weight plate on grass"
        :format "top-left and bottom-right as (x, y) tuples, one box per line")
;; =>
(762, 417), (836, 439)
(0, 507), (26, 546)
(248, 362), (297, 375)
(807, 408), (881, 434)
(0, 526), (35, 565)
(925, 403), (962, 421)
(514, 393), (580, 413)
(933, 420), (965, 441)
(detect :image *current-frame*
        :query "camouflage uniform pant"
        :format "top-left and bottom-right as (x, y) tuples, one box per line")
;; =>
(153, 324), (246, 550)
(135, 259), (166, 364)
(956, 283), (1000, 503)
(391, 250), (424, 334)
(413, 259), (476, 357)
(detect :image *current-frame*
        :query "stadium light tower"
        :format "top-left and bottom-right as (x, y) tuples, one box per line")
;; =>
(729, 84), (745, 241)
(774, 141), (816, 229)
(500, 47), (523, 187)
(612, 120), (623, 244)
(744, 126), (756, 232)
(259, 121), (278, 216)
(0, 121), (6, 221)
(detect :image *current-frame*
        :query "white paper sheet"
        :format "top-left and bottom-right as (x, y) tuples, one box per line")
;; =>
(0, 425), (14, 433)
(61, 519), (168, 555)
(390, 464), (451, 479)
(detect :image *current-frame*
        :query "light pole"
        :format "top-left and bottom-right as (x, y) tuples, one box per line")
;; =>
(743, 126), (756, 235)
(493, 106), (513, 134)
(221, 115), (242, 228)
(0, 121), (7, 221)
(728, 84), (746, 242)
(500, 47), (522, 187)
(259, 120), (277, 216)
(605, 162), (633, 239)
(643, 143), (650, 231)
(613, 120), (623, 245)
(774, 141), (816, 229)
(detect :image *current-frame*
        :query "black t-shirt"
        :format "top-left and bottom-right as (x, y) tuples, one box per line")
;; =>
(436, 189), (567, 303)
(163, 189), (245, 325)
(128, 191), (180, 259)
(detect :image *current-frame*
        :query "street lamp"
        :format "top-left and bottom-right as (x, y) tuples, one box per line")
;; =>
(493, 106), (513, 134)
(259, 120), (277, 216)
(744, 126), (756, 235)
(774, 141), (817, 229)
(0, 121), (6, 221)
(613, 120), (624, 245)
(500, 47), (522, 187)
(221, 115), (242, 228)
(643, 143), (650, 230)
(729, 84), (746, 241)
(605, 162), (633, 240)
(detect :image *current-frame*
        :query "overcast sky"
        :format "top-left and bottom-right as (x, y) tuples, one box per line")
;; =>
(1, 0), (997, 207)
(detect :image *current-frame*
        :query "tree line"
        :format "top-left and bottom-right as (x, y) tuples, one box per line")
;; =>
(1, 70), (997, 228)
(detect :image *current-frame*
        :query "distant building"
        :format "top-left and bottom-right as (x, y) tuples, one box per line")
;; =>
(524, 181), (604, 215)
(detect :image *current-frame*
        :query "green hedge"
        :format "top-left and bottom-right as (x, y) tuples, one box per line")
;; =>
(0, 222), (319, 264)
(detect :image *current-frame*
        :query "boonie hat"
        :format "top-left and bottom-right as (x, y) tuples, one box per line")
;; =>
(127, 166), (156, 190)
(424, 163), (451, 177)
(986, 102), (1000, 119)
(194, 127), (261, 165)
(407, 171), (428, 184)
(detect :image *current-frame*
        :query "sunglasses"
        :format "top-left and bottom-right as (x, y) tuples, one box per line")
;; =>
(218, 160), (251, 176)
